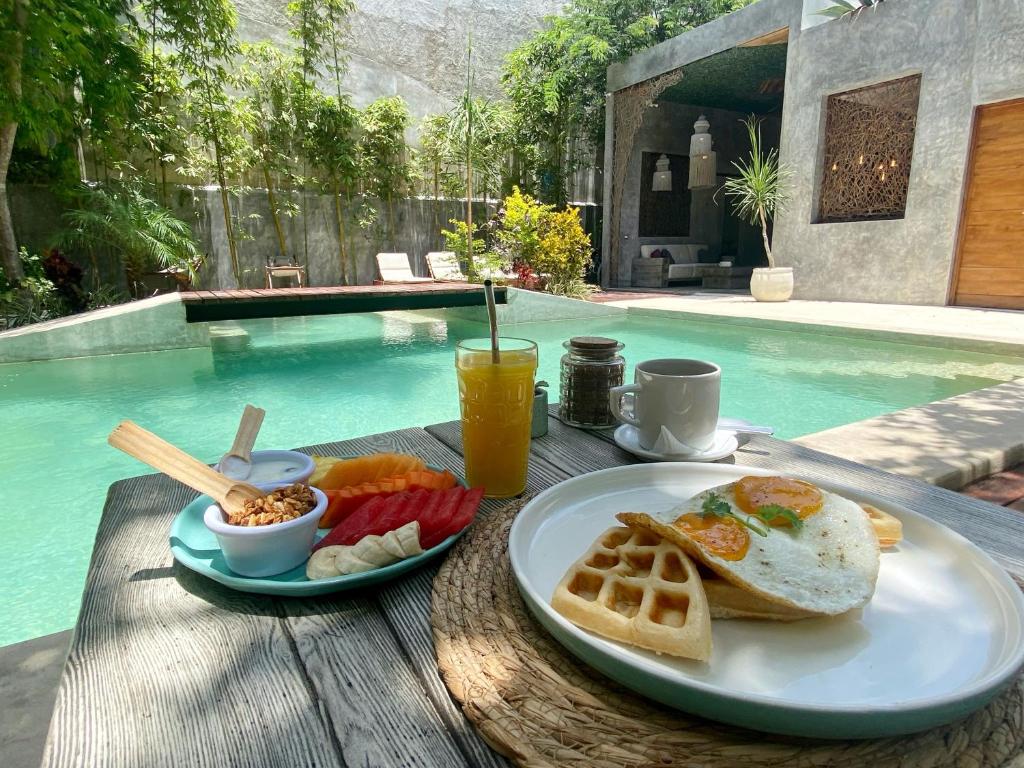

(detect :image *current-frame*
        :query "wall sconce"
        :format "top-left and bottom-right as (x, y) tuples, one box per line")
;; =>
(652, 154), (672, 192)
(688, 114), (717, 190)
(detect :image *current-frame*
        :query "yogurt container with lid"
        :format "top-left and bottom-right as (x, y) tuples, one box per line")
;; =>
(218, 449), (316, 485)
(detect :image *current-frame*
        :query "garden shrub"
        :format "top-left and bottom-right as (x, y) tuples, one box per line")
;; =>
(441, 219), (511, 282)
(490, 186), (593, 297)
(0, 248), (66, 329)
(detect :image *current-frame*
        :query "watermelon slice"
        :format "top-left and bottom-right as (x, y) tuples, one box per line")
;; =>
(313, 485), (484, 554)
(313, 494), (389, 551)
(377, 488), (427, 534)
(422, 488), (483, 549)
(419, 486), (463, 543)
(413, 488), (447, 540)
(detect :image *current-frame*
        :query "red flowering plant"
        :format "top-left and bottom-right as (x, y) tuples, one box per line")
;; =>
(513, 261), (540, 290)
(42, 249), (87, 311)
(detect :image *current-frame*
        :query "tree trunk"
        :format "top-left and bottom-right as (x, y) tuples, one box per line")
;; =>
(263, 166), (288, 262)
(387, 194), (396, 250)
(333, 180), (347, 284)
(345, 193), (357, 284)
(160, 161), (169, 208)
(0, 0), (26, 281)
(465, 141), (474, 272)
(217, 179), (240, 284)
(758, 206), (774, 269)
(432, 159), (439, 236)
(0, 122), (21, 281)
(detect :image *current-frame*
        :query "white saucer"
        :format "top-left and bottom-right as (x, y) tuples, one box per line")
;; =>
(613, 424), (738, 462)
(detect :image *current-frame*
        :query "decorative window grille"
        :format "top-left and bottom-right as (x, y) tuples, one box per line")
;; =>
(817, 74), (921, 223)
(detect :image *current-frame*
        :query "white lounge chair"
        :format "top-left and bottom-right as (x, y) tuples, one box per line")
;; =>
(425, 251), (467, 281)
(375, 252), (433, 284)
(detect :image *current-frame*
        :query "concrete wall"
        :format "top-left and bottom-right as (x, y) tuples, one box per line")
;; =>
(773, 0), (1024, 305)
(10, 184), (600, 292)
(175, 187), (499, 290)
(614, 101), (779, 286)
(234, 0), (563, 134)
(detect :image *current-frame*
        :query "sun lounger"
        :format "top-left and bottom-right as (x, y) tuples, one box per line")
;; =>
(425, 251), (467, 281)
(375, 252), (433, 284)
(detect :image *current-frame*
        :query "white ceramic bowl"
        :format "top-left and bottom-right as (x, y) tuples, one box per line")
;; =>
(216, 449), (316, 485)
(203, 482), (327, 577)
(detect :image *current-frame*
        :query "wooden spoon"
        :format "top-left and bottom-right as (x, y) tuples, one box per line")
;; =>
(219, 405), (266, 480)
(108, 420), (263, 516)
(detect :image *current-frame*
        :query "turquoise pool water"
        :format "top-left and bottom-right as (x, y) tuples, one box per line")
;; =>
(3, 309), (1024, 647)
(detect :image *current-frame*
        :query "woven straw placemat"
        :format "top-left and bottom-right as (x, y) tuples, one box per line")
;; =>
(430, 498), (1024, 768)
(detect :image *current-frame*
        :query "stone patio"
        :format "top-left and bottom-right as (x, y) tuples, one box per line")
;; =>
(597, 290), (1024, 355)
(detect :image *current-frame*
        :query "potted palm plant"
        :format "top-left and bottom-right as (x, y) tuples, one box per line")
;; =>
(721, 116), (792, 302)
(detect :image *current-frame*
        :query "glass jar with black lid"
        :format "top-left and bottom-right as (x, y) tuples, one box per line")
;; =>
(559, 336), (625, 429)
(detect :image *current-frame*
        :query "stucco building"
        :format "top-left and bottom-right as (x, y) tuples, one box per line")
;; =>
(602, 0), (1024, 309)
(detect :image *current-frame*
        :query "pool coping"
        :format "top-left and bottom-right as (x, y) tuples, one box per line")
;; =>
(621, 304), (1024, 357)
(794, 379), (1024, 490)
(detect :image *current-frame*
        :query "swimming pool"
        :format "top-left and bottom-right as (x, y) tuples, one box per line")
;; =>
(3, 309), (1024, 647)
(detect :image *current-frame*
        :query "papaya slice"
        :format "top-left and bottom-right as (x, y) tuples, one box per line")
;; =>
(316, 453), (426, 490)
(316, 468), (458, 527)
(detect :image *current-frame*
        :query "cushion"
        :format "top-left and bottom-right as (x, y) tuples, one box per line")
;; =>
(639, 244), (707, 264)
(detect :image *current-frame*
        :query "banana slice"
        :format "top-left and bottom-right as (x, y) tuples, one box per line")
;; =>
(382, 522), (423, 558)
(306, 546), (344, 580)
(307, 522), (426, 579)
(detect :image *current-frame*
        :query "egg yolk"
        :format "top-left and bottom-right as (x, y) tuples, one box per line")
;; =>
(733, 476), (823, 525)
(673, 513), (749, 561)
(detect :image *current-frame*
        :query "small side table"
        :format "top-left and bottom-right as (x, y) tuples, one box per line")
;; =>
(697, 265), (753, 289)
(265, 264), (306, 288)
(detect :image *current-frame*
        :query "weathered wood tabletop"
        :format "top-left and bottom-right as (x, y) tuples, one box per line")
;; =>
(42, 413), (1024, 768)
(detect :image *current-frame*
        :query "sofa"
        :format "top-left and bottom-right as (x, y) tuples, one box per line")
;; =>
(632, 244), (708, 287)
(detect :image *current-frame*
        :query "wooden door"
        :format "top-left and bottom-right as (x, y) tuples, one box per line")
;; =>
(951, 99), (1024, 309)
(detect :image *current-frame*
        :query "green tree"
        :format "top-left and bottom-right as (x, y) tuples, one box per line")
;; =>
(359, 96), (412, 250)
(133, 3), (188, 206)
(0, 0), (144, 281)
(502, 0), (752, 202)
(241, 42), (302, 262)
(300, 87), (360, 283)
(418, 113), (455, 233)
(286, 0), (354, 265)
(169, 0), (250, 285)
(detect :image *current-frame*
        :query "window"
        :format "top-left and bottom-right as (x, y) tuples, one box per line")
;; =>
(638, 152), (690, 237)
(817, 74), (921, 223)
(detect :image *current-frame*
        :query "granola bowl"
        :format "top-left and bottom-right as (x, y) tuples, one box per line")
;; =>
(203, 482), (328, 578)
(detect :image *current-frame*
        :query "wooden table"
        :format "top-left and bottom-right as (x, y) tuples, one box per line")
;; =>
(42, 415), (1024, 767)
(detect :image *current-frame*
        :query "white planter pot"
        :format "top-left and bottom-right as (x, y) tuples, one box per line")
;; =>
(750, 267), (794, 302)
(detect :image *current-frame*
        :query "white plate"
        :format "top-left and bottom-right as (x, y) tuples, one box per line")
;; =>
(613, 424), (738, 462)
(509, 463), (1024, 738)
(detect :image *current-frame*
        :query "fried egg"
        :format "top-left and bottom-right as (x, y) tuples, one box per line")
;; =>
(618, 476), (880, 616)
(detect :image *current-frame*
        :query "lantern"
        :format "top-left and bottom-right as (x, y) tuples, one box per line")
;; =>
(688, 114), (717, 190)
(651, 154), (672, 192)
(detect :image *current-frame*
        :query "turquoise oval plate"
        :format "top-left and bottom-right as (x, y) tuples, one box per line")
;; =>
(169, 462), (469, 596)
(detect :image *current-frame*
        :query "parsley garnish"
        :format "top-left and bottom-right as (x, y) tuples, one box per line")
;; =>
(698, 494), (804, 535)
(755, 504), (804, 531)
(699, 492), (768, 537)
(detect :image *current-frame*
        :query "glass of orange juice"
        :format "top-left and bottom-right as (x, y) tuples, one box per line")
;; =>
(456, 338), (538, 498)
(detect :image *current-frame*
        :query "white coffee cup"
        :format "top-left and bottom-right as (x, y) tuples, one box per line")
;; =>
(609, 359), (721, 454)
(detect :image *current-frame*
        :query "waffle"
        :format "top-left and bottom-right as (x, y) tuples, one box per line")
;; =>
(862, 504), (903, 548)
(699, 566), (816, 621)
(550, 526), (712, 661)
